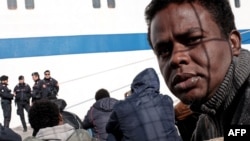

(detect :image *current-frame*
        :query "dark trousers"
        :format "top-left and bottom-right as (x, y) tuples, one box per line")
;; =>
(1, 100), (12, 128)
(17, 101), (30, 130)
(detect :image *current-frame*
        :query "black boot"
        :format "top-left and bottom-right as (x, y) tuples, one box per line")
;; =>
(4, 118), (10, 128)
(21, 117), (27, 132)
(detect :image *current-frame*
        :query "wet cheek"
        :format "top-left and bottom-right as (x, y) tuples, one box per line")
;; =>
(157, 59), (165, 74)
(158, 59), (170, 84)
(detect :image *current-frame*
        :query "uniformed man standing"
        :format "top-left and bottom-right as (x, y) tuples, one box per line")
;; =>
(0, 75), (14, 128)
(31, 72), (45, 103)
(43, 70), (59, 99)
(14, 75), (31, 132)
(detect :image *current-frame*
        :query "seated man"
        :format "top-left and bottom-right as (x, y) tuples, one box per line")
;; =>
(23, 100), (92, 141)
(82, 88), (118, 141)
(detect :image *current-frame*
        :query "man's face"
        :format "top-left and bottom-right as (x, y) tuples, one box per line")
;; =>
(32, 75), (37, 81)
(19, 79), (24, 84)
(44, 72), (50, 79)
(4, 80), (8, 85)
(150, 3), (238, 105)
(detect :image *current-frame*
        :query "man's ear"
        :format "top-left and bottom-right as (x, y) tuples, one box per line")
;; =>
(229, 30), (241, 56)
(59, 113), (64, 125)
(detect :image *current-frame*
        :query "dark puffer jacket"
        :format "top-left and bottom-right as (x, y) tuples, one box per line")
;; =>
(82, 97), (118, 141)
(106, 68), (182, 141)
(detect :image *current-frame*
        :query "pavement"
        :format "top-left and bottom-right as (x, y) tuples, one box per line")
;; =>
(12, 125), (33, 140)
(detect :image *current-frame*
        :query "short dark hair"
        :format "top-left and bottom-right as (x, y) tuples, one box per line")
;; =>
(28, 100), (60, 136)
(44, 70), (50, 74)
(145, 0), (236, 47)
(0, 75), (8, 81)
(32, 72), (39, 77)
(95, 88), (110, 101)
(18, 75), (24, 80)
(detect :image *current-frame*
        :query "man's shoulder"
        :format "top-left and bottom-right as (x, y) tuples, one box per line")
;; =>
(23, 136), (43, 141)
(158, 93), (174, 102)
(25, 83), (31, 87)
(113, 99), (124, 105)
(15, 83), (30, 88)
(67, 129), (92, 141)
(0, 124), (22, 141)
(0, 84), (7, 92)
(24, 129), (93, 141)
(0, 84), (6, 88)
(0, 84), (4, 90)
(112, 99), (130, 111)
(50, 77), (58, 82)
(37, 79), (44, 83)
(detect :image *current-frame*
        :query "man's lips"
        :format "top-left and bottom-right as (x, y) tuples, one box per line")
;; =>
(172, 74), (200, 91)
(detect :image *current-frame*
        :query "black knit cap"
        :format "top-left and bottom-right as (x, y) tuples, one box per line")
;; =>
(0, 75), (8, 81)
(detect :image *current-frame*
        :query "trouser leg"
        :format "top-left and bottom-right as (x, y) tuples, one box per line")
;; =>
(24, 102), (30, 112)
(2, 101), (11, 128)
(17, 102), (27, 130)
(23, 102), (30, 130)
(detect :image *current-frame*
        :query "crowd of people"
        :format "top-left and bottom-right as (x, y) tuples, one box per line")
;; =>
(1, 0), (250, 140)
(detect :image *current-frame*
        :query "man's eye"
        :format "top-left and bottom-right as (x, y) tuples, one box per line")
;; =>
(154, 42), (173, 57)
(186, 36), (202, 45)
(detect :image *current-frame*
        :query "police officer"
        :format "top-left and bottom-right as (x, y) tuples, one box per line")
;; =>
(43, 70), (59, 99)
(0, 75), (14, 128)
(13, 75), (31, 132)
(31, 72), (45, 103)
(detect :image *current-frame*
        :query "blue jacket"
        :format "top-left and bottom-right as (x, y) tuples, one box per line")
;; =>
(106, 68), (182, 141)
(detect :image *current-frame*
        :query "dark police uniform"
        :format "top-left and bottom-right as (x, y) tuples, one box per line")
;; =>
(0, 75), (14, 128)
(31, 79), (45, 102)
(14, 79), (31, 132)
(43, 78), (59, 99)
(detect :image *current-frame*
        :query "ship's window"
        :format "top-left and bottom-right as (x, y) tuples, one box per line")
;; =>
(25, 0), (35, 9)
(107, 0), (115, 8)
(93, 0), (101, 8)
(7, 0), (17, 10)
(234, 0), (240, 8)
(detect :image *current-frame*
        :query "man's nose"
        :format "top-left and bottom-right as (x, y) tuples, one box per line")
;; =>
(169, 43), (190, 67)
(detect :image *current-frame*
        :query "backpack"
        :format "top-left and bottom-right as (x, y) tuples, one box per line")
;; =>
(61, 111), (83, 129)
(50, 99), (83, 129)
